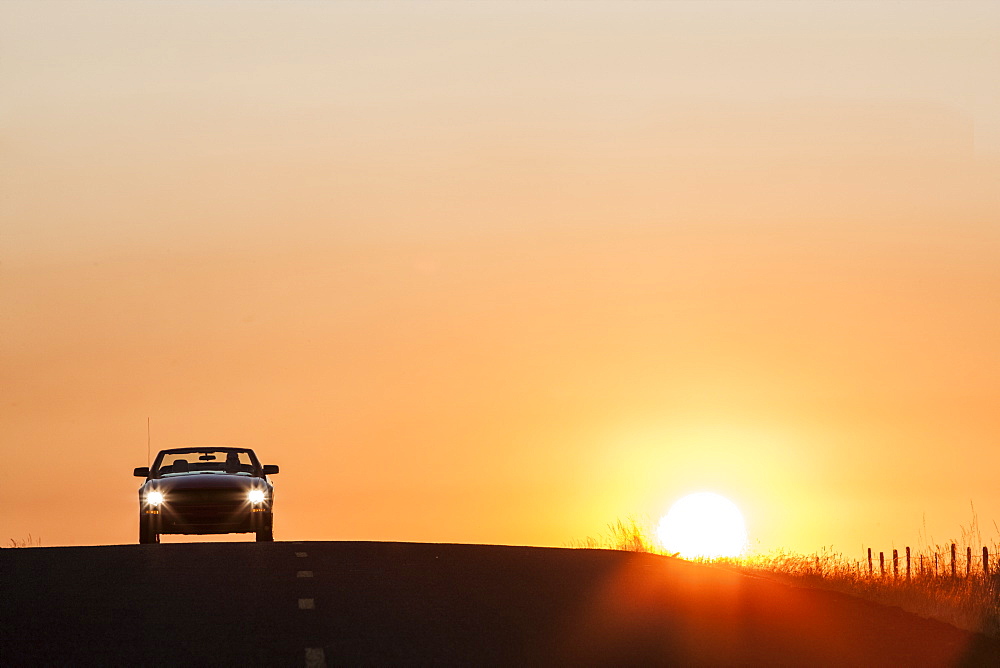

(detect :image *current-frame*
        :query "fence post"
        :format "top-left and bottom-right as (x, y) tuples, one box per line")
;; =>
(951, 543), (957, 577)
(984, 547), (990, 578)
(880, 551), (885, 577)
(868, 547), (873, 575)
(906, 547), (911, 580)
(893, 549), (898, 578)
(967, 547), (972, 577)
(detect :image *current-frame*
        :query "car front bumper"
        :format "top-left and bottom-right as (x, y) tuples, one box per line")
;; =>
(142, 493), (272, 535)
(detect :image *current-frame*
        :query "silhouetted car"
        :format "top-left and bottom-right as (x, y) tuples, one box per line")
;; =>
(134, 447), (279, 544)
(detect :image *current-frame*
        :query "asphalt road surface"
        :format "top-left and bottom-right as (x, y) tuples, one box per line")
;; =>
(3, 541), (1000, 666)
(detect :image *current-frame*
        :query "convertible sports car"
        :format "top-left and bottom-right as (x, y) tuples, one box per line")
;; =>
(134, 447), (279, 544)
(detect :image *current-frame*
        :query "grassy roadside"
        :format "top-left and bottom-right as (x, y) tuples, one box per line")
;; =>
(578, 517), (1000, 637)
(4, 534), (42, 548)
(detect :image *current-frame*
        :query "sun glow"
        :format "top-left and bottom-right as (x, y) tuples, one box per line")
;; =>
(656, 492), (748, 558)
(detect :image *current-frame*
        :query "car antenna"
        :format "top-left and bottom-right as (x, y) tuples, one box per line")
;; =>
(147, 417), (151, 466)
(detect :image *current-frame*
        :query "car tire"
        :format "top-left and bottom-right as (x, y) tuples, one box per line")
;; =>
(255, 515), (274, 542)
(139, 516), (159, 544)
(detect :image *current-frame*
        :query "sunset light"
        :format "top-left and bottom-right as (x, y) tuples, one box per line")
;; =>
(657, 492), (748, 559)
(4, 1), (1000, 664)
(3, 0), (999, 564)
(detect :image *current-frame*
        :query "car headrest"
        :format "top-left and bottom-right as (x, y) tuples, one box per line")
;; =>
(172, 458), (190, 473)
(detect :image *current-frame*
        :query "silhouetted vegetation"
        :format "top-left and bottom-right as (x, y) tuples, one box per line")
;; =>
(580, 515), (1000, 637)
(572, 516), (663, 553)
(5, 534), (41, 548)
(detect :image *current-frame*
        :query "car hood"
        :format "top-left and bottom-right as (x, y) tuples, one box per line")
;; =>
(152, 473), (259, 492)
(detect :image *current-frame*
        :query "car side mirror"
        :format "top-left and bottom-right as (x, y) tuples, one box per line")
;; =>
(262, 464), (279, 475)
(133, 467), (150, 478)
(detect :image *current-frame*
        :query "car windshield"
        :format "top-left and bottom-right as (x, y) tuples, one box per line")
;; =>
(154, 449), (257, 477)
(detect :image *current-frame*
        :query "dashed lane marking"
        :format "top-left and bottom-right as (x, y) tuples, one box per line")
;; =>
(304, 647), (326, 667)
(295, 552), (308, 557)
(298, 598), (315, 610)
(297, 570), (314, 578)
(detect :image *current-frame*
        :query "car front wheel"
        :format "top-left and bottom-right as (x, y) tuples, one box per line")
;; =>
(255, 514), (273, 542)
(139, 516), (159, 544)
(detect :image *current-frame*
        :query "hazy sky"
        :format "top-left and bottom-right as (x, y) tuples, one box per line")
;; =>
(2, 1), (999, 554)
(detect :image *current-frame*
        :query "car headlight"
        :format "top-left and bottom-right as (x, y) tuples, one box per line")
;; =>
(146, 491), (164, 506)
(248, 489), (266, 504)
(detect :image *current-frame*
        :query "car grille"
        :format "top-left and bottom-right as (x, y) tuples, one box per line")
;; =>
(167, 488), (246, 506)
(163, 488), (248, 526)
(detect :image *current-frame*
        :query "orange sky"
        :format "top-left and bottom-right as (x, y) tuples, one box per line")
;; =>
(2, 1), (999, 555)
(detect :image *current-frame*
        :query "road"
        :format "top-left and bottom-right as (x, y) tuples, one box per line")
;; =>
(3, 541), (999, 666)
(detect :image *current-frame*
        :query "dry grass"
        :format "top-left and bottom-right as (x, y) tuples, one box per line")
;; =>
(729, 545), (1000, 637)
(5, 534), (42, 548)
(580, 517), (1000, 637)
(573, 516), (666, 554)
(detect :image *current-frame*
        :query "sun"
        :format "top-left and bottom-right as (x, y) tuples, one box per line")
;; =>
(656, 492), (748, 558)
